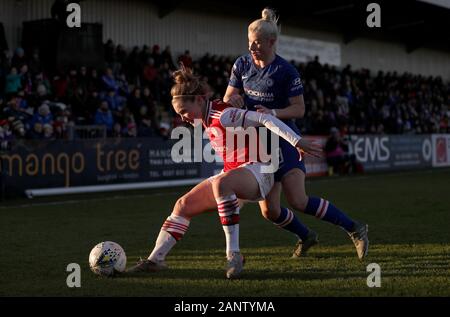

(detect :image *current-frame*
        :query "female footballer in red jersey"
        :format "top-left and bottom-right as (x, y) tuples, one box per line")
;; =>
(127, 67), (321, 278)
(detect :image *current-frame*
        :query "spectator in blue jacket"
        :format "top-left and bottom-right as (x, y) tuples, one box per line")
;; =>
(94, 101), (114, 133)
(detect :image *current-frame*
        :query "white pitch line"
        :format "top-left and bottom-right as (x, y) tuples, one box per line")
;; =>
(1, 168), (446, 210)
(0, 191), (183, 210)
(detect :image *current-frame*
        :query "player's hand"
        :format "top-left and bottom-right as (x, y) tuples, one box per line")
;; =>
(255, 105), (272, 114)
(227, 94), (245, 108)
(295, 138), (323, 158)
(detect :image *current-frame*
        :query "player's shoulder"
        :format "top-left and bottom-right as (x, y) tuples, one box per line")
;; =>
(276, 55), (300, 75)
(233, 54), (252, 67)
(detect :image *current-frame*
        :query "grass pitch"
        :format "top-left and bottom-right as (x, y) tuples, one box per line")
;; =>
(1, 168), (449, 296)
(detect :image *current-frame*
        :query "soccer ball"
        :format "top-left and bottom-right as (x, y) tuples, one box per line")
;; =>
(89, 241), (127, 276)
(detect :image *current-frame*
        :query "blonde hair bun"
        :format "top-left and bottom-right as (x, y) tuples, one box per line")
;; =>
(261, 8), (278, 23)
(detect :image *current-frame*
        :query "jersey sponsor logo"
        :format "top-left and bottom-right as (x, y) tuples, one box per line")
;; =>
(244, 88), (275, 100)
(293, 77), (303, 87)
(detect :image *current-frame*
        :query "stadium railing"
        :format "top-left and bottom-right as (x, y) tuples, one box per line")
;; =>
(69, 125), (107, 140)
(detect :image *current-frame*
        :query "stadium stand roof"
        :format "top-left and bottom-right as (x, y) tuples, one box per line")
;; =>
(149, 0), (450, 53)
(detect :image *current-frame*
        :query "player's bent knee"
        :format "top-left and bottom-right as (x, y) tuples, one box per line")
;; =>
(289, 196), (308, 212)
(211, 174), (232, 194)
(173, 196), (190, 217)
(260, 207), (278, 222)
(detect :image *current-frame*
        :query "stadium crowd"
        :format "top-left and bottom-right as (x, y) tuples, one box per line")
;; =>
(0, 40), (449, 143)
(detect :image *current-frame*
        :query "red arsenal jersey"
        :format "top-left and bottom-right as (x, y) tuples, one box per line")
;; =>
(203, 100), (256, 172)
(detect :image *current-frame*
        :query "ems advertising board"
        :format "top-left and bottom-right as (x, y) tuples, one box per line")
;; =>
(348, 135), (433, 171)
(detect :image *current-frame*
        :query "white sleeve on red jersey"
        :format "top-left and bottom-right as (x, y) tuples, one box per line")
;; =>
(219, 108), (301, 148)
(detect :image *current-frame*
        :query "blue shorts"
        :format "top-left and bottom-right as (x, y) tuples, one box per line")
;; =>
(274, 138), (306, 182)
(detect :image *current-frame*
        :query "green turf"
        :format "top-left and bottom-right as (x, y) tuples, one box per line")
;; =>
(1, 169), (449, 296)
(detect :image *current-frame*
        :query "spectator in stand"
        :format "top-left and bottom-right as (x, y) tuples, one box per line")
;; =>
(34, 72), (52, 97)
(5, 67), (22, 95)
(15, 90), (30, 113)
(151, 45), (163, 68)
(178, 50), (193, 69)
(94, 101), (114, 134)
(142, 58), (158, 90)
(0, 119), (13, 148)
(103, 88), (126, 119)
(324, 127), (357, 175)
(52, 73), (69, 102)
(128, 88), (145, 115)
(3, 96), (29, 137)
(28, 122), (43, 139)
(53, 106), (71, 139)
(116, 45), (128, 71)
(0, 43), (448, 140)
(70, 87), (89, 123)
(139, 45), (152, 68)
(77, 66), (89, 92)
(104, 39), (116, 67)
(142, 86), (158, 129)
(20, 64), (33, 95)
(30, 103), (54, 128)
(28, 49), (42, 75)
(162, 45), (176, 70)
(116, 72), (130, 96)
(112, 122), (122, 138)
(87, 68), (102, 93)
(11, 48), (27, 69)
(42, 123), (54, 140)
(102, 67), (119, 93)
(67, 68), (79, 99)
(126, 46), (141, 86)
(136, 105), (154, 137)
(124, 122), (137, 138)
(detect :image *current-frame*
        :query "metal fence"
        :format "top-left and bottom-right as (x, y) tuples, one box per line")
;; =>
(69, 125), (107, 140)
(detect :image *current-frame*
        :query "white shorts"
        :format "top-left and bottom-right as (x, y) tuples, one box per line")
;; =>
(207, 162), (274, 201)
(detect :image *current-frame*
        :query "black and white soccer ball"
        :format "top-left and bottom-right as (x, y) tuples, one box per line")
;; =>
(89, 241), (127, 277)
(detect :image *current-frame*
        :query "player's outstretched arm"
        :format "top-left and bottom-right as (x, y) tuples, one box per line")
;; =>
(219, 108), (322, 157)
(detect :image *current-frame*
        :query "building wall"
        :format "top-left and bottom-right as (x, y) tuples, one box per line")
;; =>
(0, 0), (449, 78)
(283, 26), (450, 79)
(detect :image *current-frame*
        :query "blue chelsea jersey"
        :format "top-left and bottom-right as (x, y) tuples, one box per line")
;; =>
(229, 54), (303, 110)
(229, 54), (306, 178)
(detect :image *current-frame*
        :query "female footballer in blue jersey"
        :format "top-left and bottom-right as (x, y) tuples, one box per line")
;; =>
(224, 8), (369, 260)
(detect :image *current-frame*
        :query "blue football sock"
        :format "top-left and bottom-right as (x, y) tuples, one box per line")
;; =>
(273, 206), (310, 241)
(304, 196), (355, 232)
